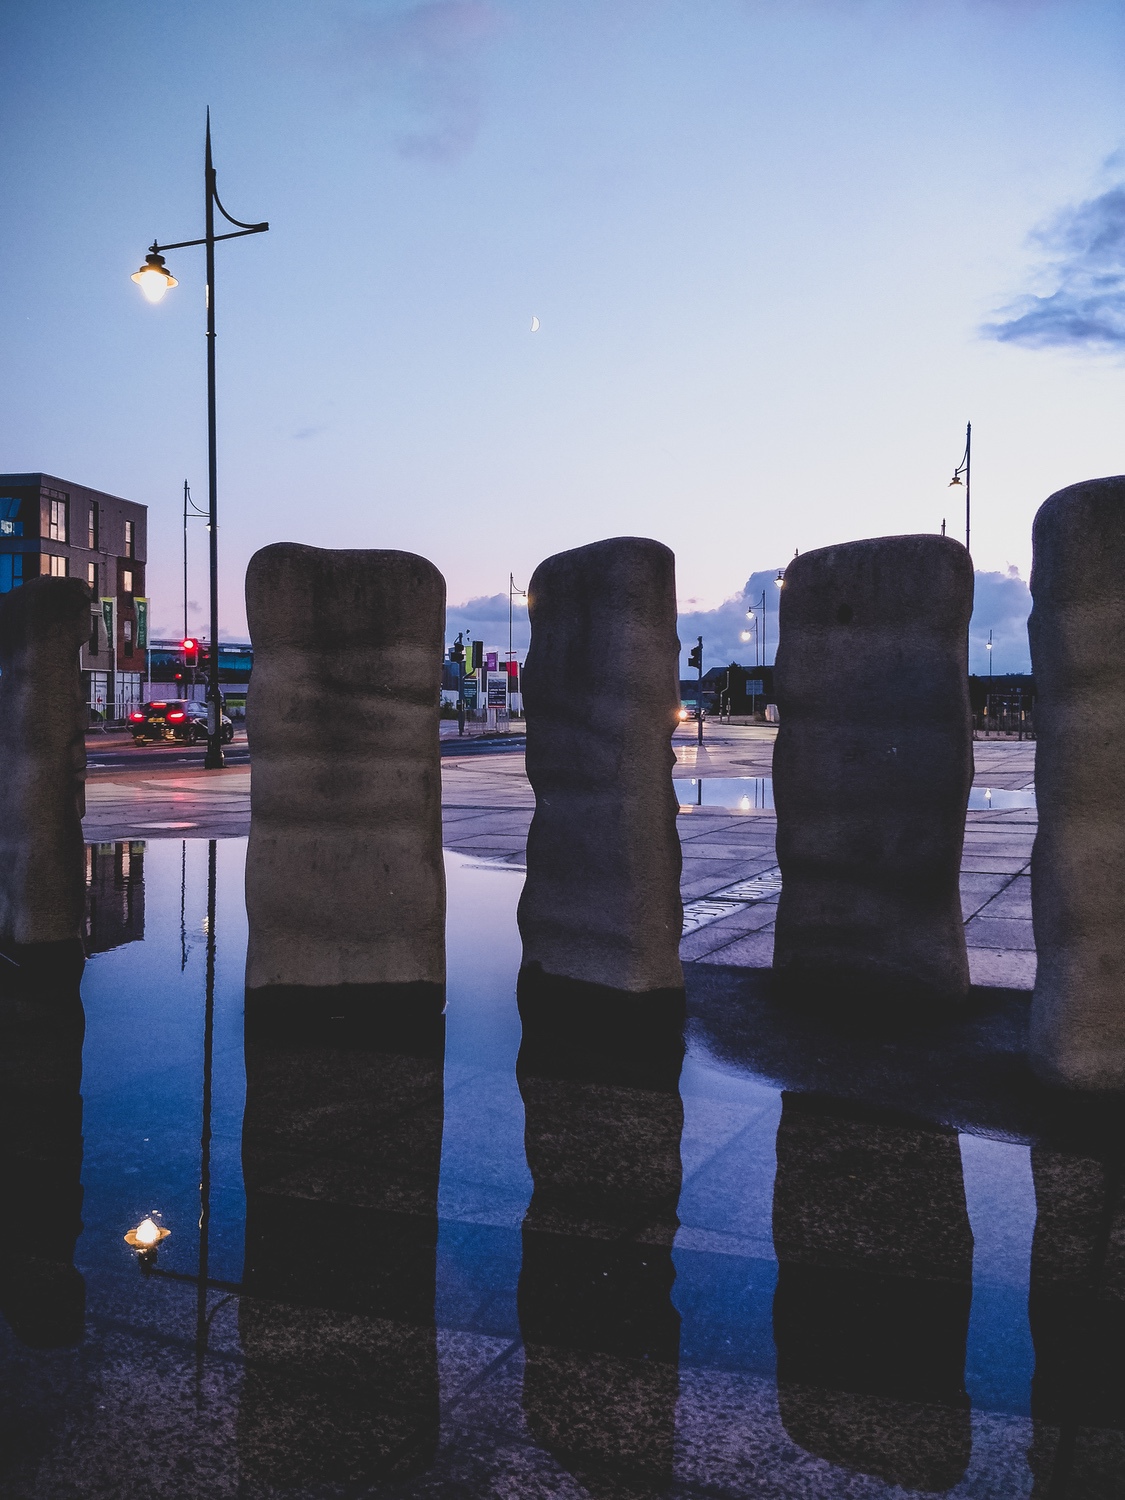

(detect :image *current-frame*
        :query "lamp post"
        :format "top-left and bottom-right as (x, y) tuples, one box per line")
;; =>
(132, 112), (268, 769)
(948, 421), (971, 555)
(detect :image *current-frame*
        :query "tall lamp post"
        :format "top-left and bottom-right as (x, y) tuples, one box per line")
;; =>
(948, 421), (971, 555)
(132, 111), (269, 768)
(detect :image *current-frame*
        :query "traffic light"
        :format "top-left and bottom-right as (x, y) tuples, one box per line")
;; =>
(198, 642), (213, 674)
(471, 640), (484, 672)
(449, 634), (465, 666)
(181, 637), (198, 669)
(688, 639), (703, 671)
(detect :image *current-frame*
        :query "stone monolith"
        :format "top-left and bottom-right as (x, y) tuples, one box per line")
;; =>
(244, 544), (445, 1000)
(773, 535), (974, 1007)
(0, 577), (90, 949)
(517, 537), (682, 993)
(1029, 477), (1125, 1089)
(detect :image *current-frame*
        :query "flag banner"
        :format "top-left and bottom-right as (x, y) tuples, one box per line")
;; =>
(135, 597), (148, 649)
(100, 597), (115, 650)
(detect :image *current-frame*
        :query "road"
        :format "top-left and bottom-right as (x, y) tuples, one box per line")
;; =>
(86, 735), (251, 772)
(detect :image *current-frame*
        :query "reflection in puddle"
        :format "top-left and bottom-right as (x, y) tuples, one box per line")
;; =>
(675, 776), (1036, 812)
(2, 838), (1119, 1496)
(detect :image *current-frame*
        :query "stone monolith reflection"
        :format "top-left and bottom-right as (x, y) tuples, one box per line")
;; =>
(773, 536), (973, 1007)
(518, 538), (682, 993)
(1029, 477), (1125, 1089)
(1026, 1143), (1125, 1492)
(0, 949), (86, 1349)
(239, 1001), (444, 1486)
(0, 578), (89, 950)
(772, 1092), (973, 1491)
(516, 971), (684, 1487)
(245, 544), (445, 1001)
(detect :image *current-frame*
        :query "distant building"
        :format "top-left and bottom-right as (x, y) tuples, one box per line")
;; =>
(0, 472), (148, 718)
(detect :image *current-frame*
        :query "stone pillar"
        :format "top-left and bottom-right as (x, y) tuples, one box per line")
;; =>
(244, 544), (445, 1002)
(518, 537), (682, 994)
(772, 1092), (973, 1490)
(773, 536), (974, 1007)
(0, 577), (90, 949)
(1029, 477), (1125, 1089)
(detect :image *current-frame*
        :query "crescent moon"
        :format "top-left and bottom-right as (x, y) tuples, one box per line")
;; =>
(530, 316), (540, 332)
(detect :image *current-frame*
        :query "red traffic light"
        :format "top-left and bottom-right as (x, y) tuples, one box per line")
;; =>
(181, 638), (197, 652)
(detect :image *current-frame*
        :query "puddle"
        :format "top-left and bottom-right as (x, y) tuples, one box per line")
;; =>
(676, 776), (1036, 812)
(0, 837), (1063, 1494)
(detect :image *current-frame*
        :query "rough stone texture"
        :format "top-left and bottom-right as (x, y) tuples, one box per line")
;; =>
(244, 543), (445, 994)
(517, 537), (682, 993)
(0, 577), (90, 948)
(1029, 477), (1125, 1089)
(773, 536), (974, 1006)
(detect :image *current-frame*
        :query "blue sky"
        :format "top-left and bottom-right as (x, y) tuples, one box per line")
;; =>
(3, 0), (1125, 673)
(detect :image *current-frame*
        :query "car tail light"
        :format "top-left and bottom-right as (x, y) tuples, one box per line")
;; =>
(130, 712), (145, 722)
(167, 711), (186, 722)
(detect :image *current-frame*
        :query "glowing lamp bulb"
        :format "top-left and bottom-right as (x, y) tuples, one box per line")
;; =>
(131, 251), (177, 304)
(134, 1217), (160, 1247)
(124, 1216), (170, 1252)
(677, 708), (688, 721)
(740, 631), (752, 642)
(739, 795), (751, 811)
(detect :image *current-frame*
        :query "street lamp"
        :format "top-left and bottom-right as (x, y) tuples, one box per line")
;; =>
(948, 421), (971, 555)
(131, 111), (269, 769)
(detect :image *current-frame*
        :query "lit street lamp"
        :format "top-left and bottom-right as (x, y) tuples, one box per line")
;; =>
(132, 112), (268, 769)
(948, 421), (971, 555)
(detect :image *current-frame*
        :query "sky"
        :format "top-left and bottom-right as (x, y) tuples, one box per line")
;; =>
(3, 0), (1125, 675)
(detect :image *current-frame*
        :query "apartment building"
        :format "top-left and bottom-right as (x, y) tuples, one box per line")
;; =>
(0, 472), (148, 717)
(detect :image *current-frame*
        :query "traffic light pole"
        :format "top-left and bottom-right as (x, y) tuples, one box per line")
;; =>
(696, 636), (704, 745)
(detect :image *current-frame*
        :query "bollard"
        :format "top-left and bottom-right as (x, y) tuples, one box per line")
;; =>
(518, 537), (682, 994)
(1029, 477), (1125, 1089)
(773, 536), (974, 1008)
(244, 544), (445, 1004)
(0, 578), (90, 949)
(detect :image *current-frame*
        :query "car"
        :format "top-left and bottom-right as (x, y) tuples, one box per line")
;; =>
(129, 700), (235, 746)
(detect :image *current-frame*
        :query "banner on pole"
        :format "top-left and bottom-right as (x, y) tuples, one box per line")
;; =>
(135, 597), (148, 650)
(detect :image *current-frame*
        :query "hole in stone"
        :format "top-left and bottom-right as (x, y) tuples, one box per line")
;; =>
(837, 603), (853, 624)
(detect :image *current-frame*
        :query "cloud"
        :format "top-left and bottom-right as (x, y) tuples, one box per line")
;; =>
(446, 566), (1033, 676)
(984, 180), (1125, 349)
(341, 1), (501, 162)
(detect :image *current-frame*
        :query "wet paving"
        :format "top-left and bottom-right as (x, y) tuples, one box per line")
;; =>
(0, 839), (1122, 1497)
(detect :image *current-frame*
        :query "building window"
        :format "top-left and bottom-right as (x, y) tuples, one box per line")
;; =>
(0, 498), (22, 538)
(89, 503), (99, 550)
(124, 519), (135, 558)
(123, 619), (134, 657)
(121, 568), (134, 594)
(0, 554), (22, 592)
(88, 562), (98, 593)
(48, 498), (68, 543)
(89, 611), (100, 655)
(47, 554), (68, 578)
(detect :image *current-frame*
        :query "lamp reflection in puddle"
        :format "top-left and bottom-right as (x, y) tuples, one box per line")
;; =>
(124, 1215), (170, 1266)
